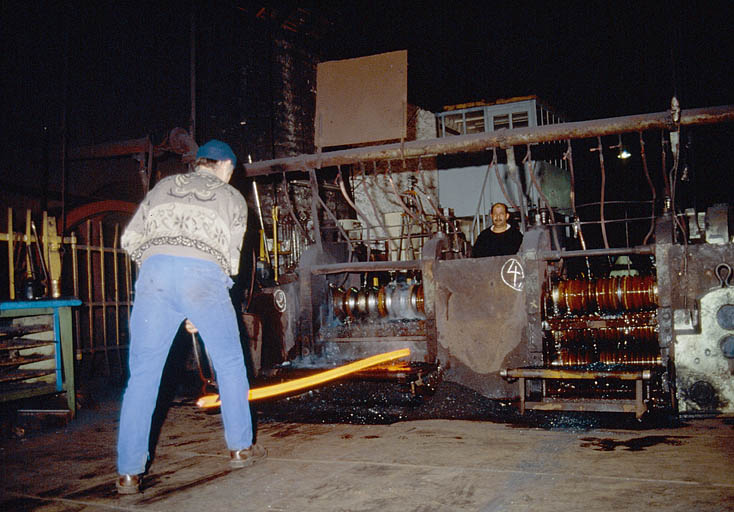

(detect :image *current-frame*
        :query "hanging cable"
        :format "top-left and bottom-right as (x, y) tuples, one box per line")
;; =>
(523, 146), (556, 224)
(493, 148), (520, 214)
(667, 98), (690, 306)
(313, 190), (355, 254)
(564, 139), (590, 276)
(385, 160), (431, 231)
(470, 151), (493, 237)
(505, 147), (527, 232)
(417, 156), (450, 226)
(335, 165), (376, 233)
(669, 133), (687, 242)
(592, 136), (610, 249)
(245, 247), (256, 312)
(661, 130), (672, 202)
(333, 168), (377, 262)
(362, 161), (400, 256)
(279, 172), (312, 244)
(524, 147), (561, 251)
(639, 132), (657, 245)
(563, 140), (578, 214)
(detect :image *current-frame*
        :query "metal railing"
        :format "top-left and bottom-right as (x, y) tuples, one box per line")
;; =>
(70, 219), (135, 377)
(1, 207), (135, 377)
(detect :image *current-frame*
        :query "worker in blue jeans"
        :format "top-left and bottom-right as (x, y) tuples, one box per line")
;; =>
(116, 140), (265, 494)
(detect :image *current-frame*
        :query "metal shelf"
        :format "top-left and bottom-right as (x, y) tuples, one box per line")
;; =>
(0, 299), (81, 415)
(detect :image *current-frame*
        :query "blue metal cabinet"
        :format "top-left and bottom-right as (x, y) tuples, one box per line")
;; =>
(0, 299), (81, 416)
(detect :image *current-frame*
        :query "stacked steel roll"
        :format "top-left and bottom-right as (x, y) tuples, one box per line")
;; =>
(547, 275), (660, 366)
(551, 275), (658, 314)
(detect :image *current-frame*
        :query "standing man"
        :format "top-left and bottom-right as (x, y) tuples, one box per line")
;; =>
(116, 140), (265, 494)
(472, 202), (524, 258)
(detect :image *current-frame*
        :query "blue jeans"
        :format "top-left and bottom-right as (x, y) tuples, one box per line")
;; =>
(117, 254), (252, 475)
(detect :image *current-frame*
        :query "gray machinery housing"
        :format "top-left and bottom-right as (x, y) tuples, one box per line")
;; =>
(284, 205), (734, 419)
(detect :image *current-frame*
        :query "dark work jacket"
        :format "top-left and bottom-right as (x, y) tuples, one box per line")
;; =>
(472, 225), (523, 258)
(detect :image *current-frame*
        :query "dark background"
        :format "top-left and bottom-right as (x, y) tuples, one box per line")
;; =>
(1, 1), (732, 211)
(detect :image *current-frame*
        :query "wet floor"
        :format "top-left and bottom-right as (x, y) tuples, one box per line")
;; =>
(1, 377), (733, 511)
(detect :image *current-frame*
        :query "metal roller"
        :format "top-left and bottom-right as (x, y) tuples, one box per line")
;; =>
(330, 282), (425, 323)
(551, 276), (658, 314)
(546, 275), (661, 368)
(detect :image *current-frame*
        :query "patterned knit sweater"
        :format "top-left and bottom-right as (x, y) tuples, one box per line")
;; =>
(121, 169), (248, 275)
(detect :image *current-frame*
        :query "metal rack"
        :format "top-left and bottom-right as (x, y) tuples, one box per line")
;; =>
(0, 299), (81, 415)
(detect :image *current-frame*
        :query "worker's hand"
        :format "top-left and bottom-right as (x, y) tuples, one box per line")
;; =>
(184, 319), (199, 334)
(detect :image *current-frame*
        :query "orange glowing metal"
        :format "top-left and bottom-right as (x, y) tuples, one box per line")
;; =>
(196, 348), (411, 409)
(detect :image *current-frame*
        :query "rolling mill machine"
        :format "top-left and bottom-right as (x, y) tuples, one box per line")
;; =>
(242, 102), (734, 419)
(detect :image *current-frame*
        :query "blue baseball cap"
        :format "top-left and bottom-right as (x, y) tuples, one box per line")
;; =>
(196, 139), (237, 166)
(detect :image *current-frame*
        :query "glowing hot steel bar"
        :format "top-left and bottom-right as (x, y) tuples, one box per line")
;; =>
(196, 348), (411, 409)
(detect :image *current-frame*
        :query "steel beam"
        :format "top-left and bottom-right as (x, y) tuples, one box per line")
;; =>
(537, 244), (655, 260)
(67, 138), (151, 160)
(310, 259), (421, 275)
(244, 105), (734, 176)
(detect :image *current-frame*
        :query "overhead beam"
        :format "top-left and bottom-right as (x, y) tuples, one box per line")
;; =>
(243, 105), (734, 176)
(67, 137), (151, 160)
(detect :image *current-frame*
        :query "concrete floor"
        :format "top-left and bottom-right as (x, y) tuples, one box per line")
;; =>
(1, 391), (733, 512)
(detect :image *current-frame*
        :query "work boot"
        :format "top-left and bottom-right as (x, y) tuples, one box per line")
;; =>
(116, 474), (142, 494)
(229, 443), (267, 469)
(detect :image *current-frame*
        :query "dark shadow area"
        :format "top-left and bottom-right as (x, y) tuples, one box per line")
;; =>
(253, 378), (683, 432)
(579, 435), (689, 451)
(2, 365), (684, 445)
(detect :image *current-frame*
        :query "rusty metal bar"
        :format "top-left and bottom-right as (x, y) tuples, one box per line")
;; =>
(113, 224), (122, 371)
(24, 210), (32, 281)
(244, 105), (734, 176)
(98, 221), (110, 375)
(501, 367), (652, 381)
(521, 397), (646, 418)
(67, 137), (151, 160)
(41, 212), (49, 272)
(537, 244), (655, 261)
(316, 245), (655, 267)
(7, 208), (14, 299)
(85, 221), (94, 362)
(512, 369), (650, 417)
(311, 259), (421, 275)
(71, 232), (81, 361)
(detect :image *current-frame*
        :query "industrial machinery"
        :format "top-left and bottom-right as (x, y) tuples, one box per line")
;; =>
(241, 102), (734, 419)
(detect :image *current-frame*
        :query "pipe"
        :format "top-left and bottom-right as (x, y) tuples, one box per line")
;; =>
(311, 259), (421, 275)
(280, 173), (311, 243)
(537, 245), (655, 261)
(244, 105), (734, 175)
(252, 181), (270, 265)
(361, 162), (400, 256)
